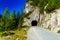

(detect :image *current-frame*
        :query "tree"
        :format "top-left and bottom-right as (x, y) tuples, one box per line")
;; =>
(16, 11), (21, 29)
(9, 10), (17, 30)
(0, 14), (2, 18)
(10, 10), (16, 20)
(0, 8), (12, 31)
(46, 0), (60, 13)
(18, 13), (24, 30)
(0, 15), (2, 27)
(2, 8), (10, 30)
(3, 8), (9, 19)
(17, 11), (20, 19)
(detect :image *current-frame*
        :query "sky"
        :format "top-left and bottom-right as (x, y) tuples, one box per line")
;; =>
(0, 0), (26, 15)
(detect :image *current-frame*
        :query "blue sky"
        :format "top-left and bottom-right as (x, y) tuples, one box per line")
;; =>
(0, 0), (26, 15)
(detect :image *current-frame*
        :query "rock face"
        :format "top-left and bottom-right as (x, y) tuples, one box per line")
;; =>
(27, 27), (60, 40)
(23, 2), (60, 32)
(23, 3), (39, 26)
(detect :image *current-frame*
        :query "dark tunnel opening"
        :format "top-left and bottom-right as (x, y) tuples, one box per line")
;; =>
(31, 20), (37, 26)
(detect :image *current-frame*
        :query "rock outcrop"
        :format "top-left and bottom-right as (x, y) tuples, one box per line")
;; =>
(23, 2), (60, 33)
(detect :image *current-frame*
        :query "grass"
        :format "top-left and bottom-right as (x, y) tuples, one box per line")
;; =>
(0, 27), (29, 40)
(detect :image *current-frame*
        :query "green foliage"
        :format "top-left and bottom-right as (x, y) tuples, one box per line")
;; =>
(7, 11), (17, 30)
(0, 26), (4, 31)
(0, 7), (31, 31)
(30, 0), (39, 6)
(29, 0), (60, 13)
(57, 30), (60, 33)
(28, 0), (60, 26)
(47, 25), (51, 30)
(18, 11), (33, 30)
(17, 11), (20, 19)
(10, 11), (16, 20)
(1, 0), (60, 31)
(2, 31), (10, 36)
(0, 8), (22, 31)
(24, 10), (34, 17)
(18, 13), (24, 30)
(1, 31), (15, 36)
(45, 0), (60, 13)
(1, 8), (10, 31)
(29, 0), (47, 13)
(0, 19), (5, 27)
(3, 8), (9, 18)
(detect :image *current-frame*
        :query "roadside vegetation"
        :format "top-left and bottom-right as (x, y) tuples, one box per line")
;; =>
(0, 7), (31, 40)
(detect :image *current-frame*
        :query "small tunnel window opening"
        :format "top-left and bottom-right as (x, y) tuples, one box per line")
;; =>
(31, 20), (37, 26)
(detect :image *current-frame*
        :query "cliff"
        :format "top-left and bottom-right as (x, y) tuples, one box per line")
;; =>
(23, 2), (60, 33)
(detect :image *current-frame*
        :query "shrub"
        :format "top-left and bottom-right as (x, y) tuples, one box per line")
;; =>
(1, 31), (15, 36)
(57, 30), (60, 33)
(0, 26), (4, 31)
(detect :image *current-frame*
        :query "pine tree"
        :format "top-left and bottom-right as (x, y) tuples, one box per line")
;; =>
(9, 10), (16, 30)
(17, 11), (20, 19)
(16, 11), (21, 28)
(2, 8), (10, 30)
(10, 10), (16, 20)
(2, 8), (9, 23)
(0, 14), (2, 18)
(18, 13), (24, 30)
(3, 8), (9, 19)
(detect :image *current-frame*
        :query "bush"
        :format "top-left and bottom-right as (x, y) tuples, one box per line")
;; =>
(1, 31), (15, 36)
(0, 26), (4, 31)
(1, 31), (10, 36)
(57, 30), (60, 33)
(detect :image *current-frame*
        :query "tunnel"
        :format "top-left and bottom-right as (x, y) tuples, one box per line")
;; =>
(31, 20), (37, 26)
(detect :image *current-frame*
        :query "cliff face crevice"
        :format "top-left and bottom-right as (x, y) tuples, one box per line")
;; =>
(24, 2), (60, 33)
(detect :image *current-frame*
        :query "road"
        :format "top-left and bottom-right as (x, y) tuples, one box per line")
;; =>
(27, 27), (60, 40)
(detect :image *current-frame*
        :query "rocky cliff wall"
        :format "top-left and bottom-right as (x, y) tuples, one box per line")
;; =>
(23, 3), (60, 33)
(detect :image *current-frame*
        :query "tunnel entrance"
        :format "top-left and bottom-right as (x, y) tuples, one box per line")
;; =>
(31, 20), (37, 26)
